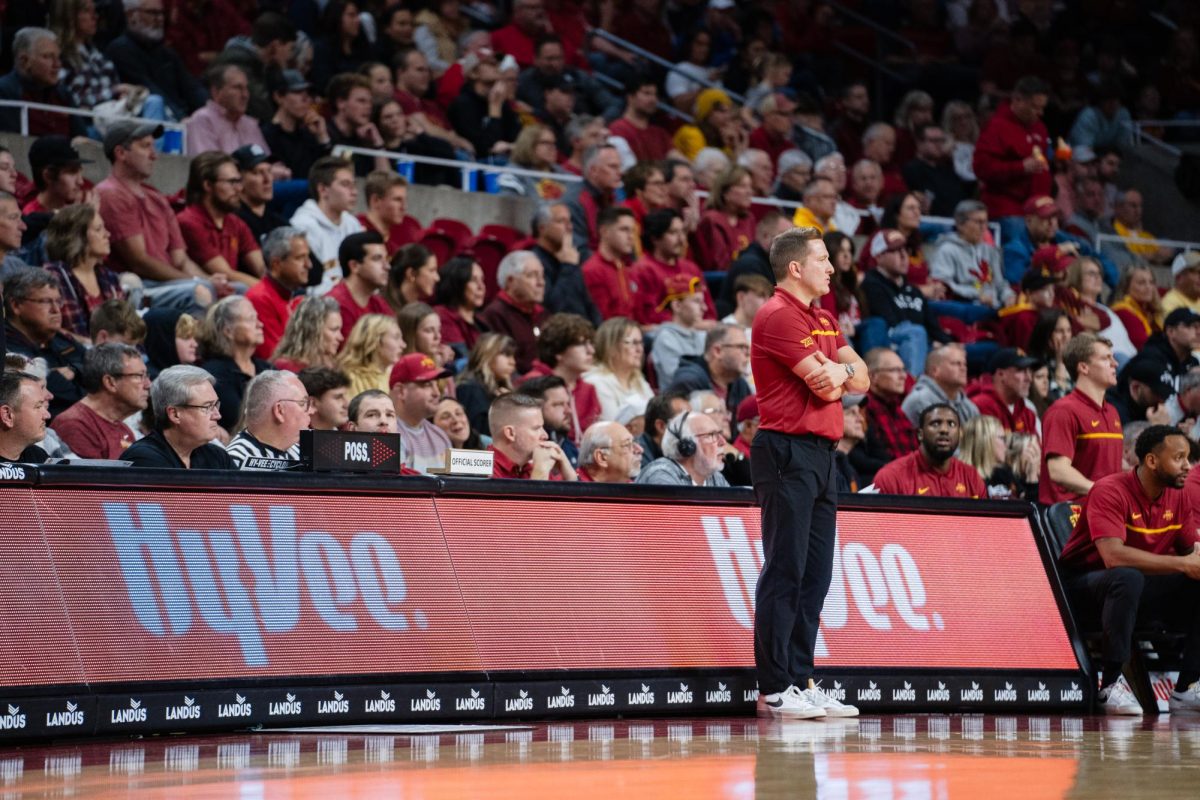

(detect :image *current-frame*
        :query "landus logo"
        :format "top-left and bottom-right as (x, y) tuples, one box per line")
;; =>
(587, 685), (615, 707)
(411, 689), (440, 713)
(218, 694), (252, 719)
(994, 682), (1018, 702)
(547, 687), (575, 709)
(318, 691), (349, 715)
(960, 681), (984, 702)
(505, 690), (533, 712)
(269, 693), (302, 717)
(112, 699), (147, 724)
(456, 689), (486, 712)
(166, 696), (201, 721)
(628, 684), (656, 706)
(1027, 682), (1051, 702)
(743, 688), (759, 702)
(826, 682), (846, 702)
(1061, 682), (1084, 702)
(892, 681), (916, 702)
(367, 690), (397, 714)
(706, 682), (732, 704)
(667, 683), (693, 705)
(0, 705), (25, 731)
(46, 701), (84, 728)
(0, 465), (26, 480)
(857, 681), (881, 702)
(926, 682), (950, 702)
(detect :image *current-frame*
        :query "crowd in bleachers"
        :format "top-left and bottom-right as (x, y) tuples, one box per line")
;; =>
(0, 0), (1198, 492)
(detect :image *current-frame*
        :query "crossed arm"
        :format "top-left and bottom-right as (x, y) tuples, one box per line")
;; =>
(792, 345), (870, 402)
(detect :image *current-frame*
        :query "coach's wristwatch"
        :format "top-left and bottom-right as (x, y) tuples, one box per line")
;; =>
(843, 363), (856, 380)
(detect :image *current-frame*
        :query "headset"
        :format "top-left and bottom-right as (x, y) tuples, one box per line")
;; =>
(670, 410), (697, 458)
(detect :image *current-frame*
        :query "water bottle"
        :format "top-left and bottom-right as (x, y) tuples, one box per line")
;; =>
(396, 160), (415, 182)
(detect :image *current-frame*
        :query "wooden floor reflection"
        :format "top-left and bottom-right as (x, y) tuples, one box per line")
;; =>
(2, 715), (1200, 799)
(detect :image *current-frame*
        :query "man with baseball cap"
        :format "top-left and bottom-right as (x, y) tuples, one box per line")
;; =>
(1002, 193), (1116, 286)
(973, 347), (1041, 436)
(836, 393), (869, 493)
(1142, 308), (1200, 383)
(23, 136), (90, 215)
(998, 267), (1057, 349)
(649, 273), (709, 387)
(1163, 252), (1200, 316)
(232, 144), (288, 245)
(96, 120), (213, 310)
(388, 353), (452, 474)
(860, 228), (954, 376)
(1108, 355), (1175, 425)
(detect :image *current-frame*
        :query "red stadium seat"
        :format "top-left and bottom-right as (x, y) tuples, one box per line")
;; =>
(478, 224), (525, 247)
(470, 236), (508, 302)
(427, 218), (474, 250)
(419, 229), (458, 265)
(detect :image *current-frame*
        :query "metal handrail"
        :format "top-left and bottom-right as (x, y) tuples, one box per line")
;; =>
(592, 70), (694, 123)
(824, 0), (918, 52)
(1121, 120), (1182, 158)
(588, 28), (747, 106)
(0, 98), (187, 151)
(832, 41), (909, 84)
(1095, 233), (1199, 253)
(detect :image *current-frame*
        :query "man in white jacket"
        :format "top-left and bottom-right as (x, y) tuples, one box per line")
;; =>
(289, 156), (363, 295)
(930, 199), (1013, 309)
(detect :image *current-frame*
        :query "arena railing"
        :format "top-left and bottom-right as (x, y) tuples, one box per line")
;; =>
(1094, 232), (1200, 256)
(587, 28), (748, 106)
(0, 99), (188, 153)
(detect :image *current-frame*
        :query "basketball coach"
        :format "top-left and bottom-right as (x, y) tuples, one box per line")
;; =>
(750, 226), (869, 719)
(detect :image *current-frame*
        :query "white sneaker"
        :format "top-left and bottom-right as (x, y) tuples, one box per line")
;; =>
(1098, 677), (1143, 715)
(804, 682), (860, 717)
(1169, 680), (1200, 714)
(757, 685), (827, 719)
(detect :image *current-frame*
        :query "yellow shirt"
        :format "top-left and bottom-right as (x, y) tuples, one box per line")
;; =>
(1112, 220), (1159, 258)
(792, 206), (835, 233)
(1161, 288), (1200, 316)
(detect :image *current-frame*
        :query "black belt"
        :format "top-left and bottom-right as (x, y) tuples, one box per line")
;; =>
(762, 430), (837, 450)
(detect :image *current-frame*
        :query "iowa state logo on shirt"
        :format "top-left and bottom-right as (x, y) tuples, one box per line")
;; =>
(811, 316), (840, 338)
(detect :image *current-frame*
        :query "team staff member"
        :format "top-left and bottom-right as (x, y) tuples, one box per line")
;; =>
(751, 226), (869, 719)
(873, 404), (985, 498)
(1039, 333), (1123, 504)
(1058, 425), (1200, 715)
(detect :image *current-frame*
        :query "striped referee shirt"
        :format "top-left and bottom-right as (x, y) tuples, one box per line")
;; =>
(226, 430), (300, 471)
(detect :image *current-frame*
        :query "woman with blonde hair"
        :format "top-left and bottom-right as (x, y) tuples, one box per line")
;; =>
(336, 314), (405, 397)
(454, 333), (517, 433)
(1109, 264), (1164, 350)
(583, 317), (654, 421)
(497, 124), (567, 199)
(398, 300), (455, 393)
(272, 296), (344, 372)
(693, 165), (756, 272)
(1061, 256), (1135, 362)
(960, 415), (1037, 500)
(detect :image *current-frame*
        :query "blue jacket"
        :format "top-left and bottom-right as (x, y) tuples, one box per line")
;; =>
(1001, 227), (1119, 288)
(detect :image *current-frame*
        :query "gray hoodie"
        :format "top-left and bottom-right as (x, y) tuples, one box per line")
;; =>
(900, 374), (980, 427)
(929, 232), (1013, 307)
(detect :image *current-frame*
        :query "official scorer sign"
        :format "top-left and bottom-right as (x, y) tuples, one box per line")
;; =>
(0, 486), (1082, 690)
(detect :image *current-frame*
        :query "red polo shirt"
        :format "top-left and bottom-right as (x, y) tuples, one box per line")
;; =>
(1060, 468), (1199, 572)
(325, 281), (392, 346)
(1039, 389), (1124, 504)
(582, 251), (640, 320)
(608, 118), (675, 162)
(751, 288), (846, 440)
(177, 204), (261, 273)
(972, 386), (1040, 438)
(749, 126), (793, 168)
(246, 274), (299, 360)
(488, 445), (564, 480)
(873, 450), (986, 498)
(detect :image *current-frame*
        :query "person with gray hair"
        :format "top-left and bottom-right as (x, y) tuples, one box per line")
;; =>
(50, 343), (148, 459)
(478, 250), (547, 374)
(562, 143), (622, 259)
(226, 370), (311, 470)
(246, 226), (311, 360)
(692, 147), (731, 191)
(121, 365), (234, 468)
(929, 198), (1012, 309)
(773, 150), (813, 203)
(104, 0), (206, 120)
(3, 268), (87, 417)
(530, 201), (601, 324)
(667, 323), (754, 438)
(737, 148), (773, 196)
(577, 420), (644, 483)
(197, 296), (269, 433)
(635, 410), (729, 487)
(0, 28), (84, 136)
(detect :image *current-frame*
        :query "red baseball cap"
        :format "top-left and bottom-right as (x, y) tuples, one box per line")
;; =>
(389, 353), (452, 387)
(1022, 195), (1058, 218)
(736, 395), (759, 424)
(1030, 243), (1076, 275)
(869, 229), (907, 258)
(657, 274), (703, 311)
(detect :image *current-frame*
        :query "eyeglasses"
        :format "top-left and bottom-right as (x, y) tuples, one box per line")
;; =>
(178, 400), (221, 414)
(278, 397), (314, 411)
(873, 366), (906, 375)
(115, 372), (150, 382)
(22, 297), (63, 308)
(721, 342), (750, 351)
(599, 440), (637, 452)
(694, 430), (726, 443)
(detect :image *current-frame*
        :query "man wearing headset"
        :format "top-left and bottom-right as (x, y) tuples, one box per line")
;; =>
(752, 226), (870, 719)
(634, 410), (730, 487)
